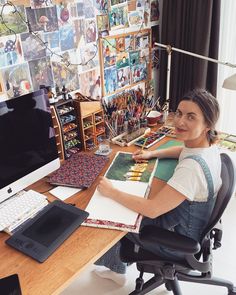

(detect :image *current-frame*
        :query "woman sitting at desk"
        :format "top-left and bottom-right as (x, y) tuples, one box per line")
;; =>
(94, 89), (222, 286)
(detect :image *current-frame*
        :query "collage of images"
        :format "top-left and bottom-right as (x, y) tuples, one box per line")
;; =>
(101, 31), (150, 96)
(0, 0), (159, 102)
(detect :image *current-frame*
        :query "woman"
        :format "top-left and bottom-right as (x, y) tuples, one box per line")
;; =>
(94, 89), (222, 285)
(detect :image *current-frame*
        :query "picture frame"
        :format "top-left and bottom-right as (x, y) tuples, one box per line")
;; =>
(99, 29), (151, 96)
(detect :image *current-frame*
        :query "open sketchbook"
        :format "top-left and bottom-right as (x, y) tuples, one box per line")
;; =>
(83, 151), (158, 233)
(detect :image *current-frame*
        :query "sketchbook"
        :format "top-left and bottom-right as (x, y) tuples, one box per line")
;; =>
(83, 151), (158, 233)
(47, 153), (108, 188)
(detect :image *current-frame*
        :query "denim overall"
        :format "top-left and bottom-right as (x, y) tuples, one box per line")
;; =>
(95, 155), (216, 272)
(147, 154), (216, 260)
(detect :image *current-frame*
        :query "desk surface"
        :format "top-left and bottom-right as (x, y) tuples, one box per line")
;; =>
(0, 137), (170, 295)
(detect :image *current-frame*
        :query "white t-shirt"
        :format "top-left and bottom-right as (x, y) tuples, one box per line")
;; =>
(167, 145), (222, 202)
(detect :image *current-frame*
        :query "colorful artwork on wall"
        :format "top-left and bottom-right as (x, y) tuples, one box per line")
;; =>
(84, 0), (95, 19)
(51, 50), (80, 92)
(85, 19), (97, 43)
(79, 67), (101, 99)
(102, 38), (116, 68)
(109, 5), (129, 30)
(26, 6), (58, 32)
(59, 25), (75, 51)
(0, 5), (28, 37)
(100, 29), (150, 96)
(96, 14), (109, 37)
(20, 32), (47, 61)
(0, 0), (159, 101)
(44, 31), (60, 54)
(104, 66), (117, 95)
(1, 63), (33, 98)
(80, 42), (99, 71)
(0, 35), (23, 68)
(28, 56), (54, 90)
(93, 0), (108, 13)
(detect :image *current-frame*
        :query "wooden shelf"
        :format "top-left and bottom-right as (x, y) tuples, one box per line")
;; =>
(74, 99), (105, 151)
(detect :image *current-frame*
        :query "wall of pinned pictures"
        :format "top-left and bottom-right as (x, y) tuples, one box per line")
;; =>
(0, 0), (159, 102)
(100, 29), (151, 96)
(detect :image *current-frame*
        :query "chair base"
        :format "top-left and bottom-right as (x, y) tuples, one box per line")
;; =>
(130, 269), (236, 295)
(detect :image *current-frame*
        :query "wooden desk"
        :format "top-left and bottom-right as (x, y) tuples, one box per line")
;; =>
(0, 137), (169, 295)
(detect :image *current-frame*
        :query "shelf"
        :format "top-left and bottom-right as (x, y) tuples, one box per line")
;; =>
(73, 99), (105, 151)
(51, 100), (82, 159)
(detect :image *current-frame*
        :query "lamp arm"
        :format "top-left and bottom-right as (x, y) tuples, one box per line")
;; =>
(154, 42), (236, 112)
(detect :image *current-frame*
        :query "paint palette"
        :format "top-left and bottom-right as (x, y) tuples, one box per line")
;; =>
(134, 132), (165, 149)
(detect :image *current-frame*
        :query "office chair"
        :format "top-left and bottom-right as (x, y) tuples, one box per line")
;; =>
(120, 153), (236, 295)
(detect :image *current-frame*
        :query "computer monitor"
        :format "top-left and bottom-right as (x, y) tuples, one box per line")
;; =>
(0, 89), (60, 203)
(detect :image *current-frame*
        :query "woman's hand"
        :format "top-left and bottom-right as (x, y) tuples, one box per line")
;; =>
(97, 176), (116, 198)
(132, 150), (153, 161)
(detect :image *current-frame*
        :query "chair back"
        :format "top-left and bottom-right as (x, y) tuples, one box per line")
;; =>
(200, 153), (235, 242)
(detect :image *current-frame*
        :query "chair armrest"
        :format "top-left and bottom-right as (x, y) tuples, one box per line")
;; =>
(140, 225), (200, 254)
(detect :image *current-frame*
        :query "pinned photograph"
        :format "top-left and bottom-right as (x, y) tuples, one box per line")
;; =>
(1, 63), (33, 98)
(128, 10), (144, 27)
(0, 35), (23, 68)
(140, 48), (150, 63)
(125, 35), (135, 51)
(129, 51), (140, 66)
(0, 5), (28, 37)
(96, 14), (109, 37)
(102, 38), (116, 68)
(109, 5), (129, 30)
(25, 6), (58, 32)
(104, 66), (117, 95)
(20, 32), (47, 61)
(131, 63), (148, 84)
(57, 3), (72, 27)
(116, 37), (125, 52)
(150, 0), (159, 22)
(116, 52), (129, 69)
(77, 0), (84, 17)
(30, 0), (54, 9)
(44, 31), (60, 54)
(135, 34), (149, 50)
(117, 66), (130, 88)
(136, 0), (145, 10)
(85, 19), (97, 43)
(73, 19), (85, 47)
(59, 25), (75, 51)
(79, 68), (101, 99)
(84, 0), (95, 19)
(80, 42), (99, 71)
(28, 56), (54, 90)
(51, 50), (80, 92)
(93, 0), (108, 13)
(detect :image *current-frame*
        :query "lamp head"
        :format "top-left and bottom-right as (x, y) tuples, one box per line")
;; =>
(222, 73), (236, 90)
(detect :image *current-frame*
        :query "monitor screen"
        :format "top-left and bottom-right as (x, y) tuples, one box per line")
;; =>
(0, 89), (60, 203)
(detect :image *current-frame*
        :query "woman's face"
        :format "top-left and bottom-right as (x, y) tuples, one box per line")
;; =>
(174, 100), (210, 147)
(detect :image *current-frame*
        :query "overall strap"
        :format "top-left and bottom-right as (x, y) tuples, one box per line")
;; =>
(185, 155), (214, 199)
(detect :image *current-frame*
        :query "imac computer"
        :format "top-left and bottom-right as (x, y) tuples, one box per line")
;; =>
(0, 89), (60, 204)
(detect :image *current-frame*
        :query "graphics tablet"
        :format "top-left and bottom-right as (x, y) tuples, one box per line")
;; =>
(6, 200), (89, 263)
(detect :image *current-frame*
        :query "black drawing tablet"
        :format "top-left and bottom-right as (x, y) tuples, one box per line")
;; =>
(6, 200), (89, 263)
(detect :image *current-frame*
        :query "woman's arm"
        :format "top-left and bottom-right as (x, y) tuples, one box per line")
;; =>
(97, 177), (186, 219)
(132, 146), (183, 161)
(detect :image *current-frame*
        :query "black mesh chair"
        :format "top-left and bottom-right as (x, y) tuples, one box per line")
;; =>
(120, 153), (236, 295)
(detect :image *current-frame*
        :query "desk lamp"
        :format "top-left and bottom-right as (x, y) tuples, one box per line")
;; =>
(154, 42), (236, 111)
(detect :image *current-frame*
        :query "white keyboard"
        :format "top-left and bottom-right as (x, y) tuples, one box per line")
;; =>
(0, 190), (48, 231)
